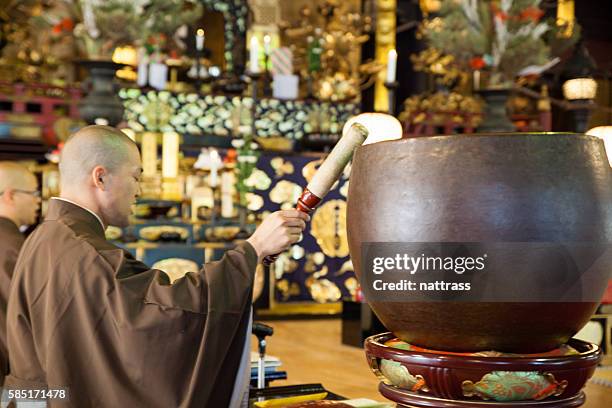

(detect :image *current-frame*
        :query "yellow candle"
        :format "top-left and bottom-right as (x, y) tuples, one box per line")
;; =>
(221, 171), (235, 218)
(162, 131), (180, 179)
(141, 132), (158, 177)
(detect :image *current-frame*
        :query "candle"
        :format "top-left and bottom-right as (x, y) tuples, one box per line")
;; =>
(221, 171), (235, 218)
(473, 70), (480, 90)
(386, 48), (397, 83)
(250, 36), (260, 73)
(263, 34), (271, 55)
(162, 131), (180, 179)
(141, 132), (158, 177)
(209, 149), (220, 188)
(196, 29), (205, 51)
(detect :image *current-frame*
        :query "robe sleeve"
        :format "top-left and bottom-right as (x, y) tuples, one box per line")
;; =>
(104, 241), (258, 316)
(0, 246), (19, 379)
(0, 246), (19, 313)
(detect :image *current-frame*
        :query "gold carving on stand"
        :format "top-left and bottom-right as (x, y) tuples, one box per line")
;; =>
(462, 371), (568, 402)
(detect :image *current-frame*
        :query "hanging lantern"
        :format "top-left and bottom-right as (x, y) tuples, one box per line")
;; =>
(562, 78), (598, 101)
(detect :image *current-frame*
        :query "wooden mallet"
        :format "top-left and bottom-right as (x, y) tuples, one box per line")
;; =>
(262, 113), (403, 265)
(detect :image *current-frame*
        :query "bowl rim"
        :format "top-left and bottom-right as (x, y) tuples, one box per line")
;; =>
(365, 332), (601, 370)
(357, 132), (601, 151)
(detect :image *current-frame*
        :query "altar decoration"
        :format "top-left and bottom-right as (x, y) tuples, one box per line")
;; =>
(0, 1), (80, 84)
(0, 81), (83, 144)
(38, 0), (203, 60)
(279, 0), (381, 102)
(200, 0), (248, 73)
(373, 0), (397, 112)
(417, 0), (578, 131)
(254, 152), (354, 307)
(420, 0), (578, 89)
(398, 47), (483, 135)
(400, 92), (483, 135)
(120, 88), (358, 139)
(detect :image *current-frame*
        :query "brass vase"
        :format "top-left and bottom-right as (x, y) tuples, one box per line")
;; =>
(477, 89), (515, 133)
(78, 60), (125, 126)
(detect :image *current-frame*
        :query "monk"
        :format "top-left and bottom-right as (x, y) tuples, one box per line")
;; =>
(0, 162), (40, 385)
(5, 126), (308, 407)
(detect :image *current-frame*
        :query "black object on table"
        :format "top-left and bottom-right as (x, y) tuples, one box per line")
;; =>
(249, 370), (287, 388)
(253, 322), (274, 391)
(249, 383), (346, 402)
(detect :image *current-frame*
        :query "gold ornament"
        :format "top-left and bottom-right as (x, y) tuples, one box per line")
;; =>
(269, 180), (302, 205)
(344, 276), (358, 297)
(140, 226), (189, 241)
(205, 226), (240, 241)
(246, 193), (264, 211)
(374, 0), (397, 112)
(308, 278), (342, 303)
(310, 199), (349, 258)
(335, 259), (354, 276)
(302, 158), (323, 183)
(290, 245), (305, 260)
(340, 181), (349, 198)
(270, 157), (295, 177)
(244, 168), (272, 190)
(313, 266), (329, 279)
(152, 258), (199, 284)
(313, 252), (326, 265)
(303, 254), (318, 274)
(276, 279), (301, 301)
(302, 158), (339, 190)
(105, 226), (122, 241)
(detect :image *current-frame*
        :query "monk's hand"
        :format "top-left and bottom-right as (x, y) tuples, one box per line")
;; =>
(247, 210), (310, 262)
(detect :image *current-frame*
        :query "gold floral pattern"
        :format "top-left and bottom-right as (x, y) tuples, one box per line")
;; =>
(310, 199), (349, 257)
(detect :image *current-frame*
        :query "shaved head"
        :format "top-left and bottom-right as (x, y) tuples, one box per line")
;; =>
(60, 125), (138, 190)
(0, 162), (36, 193)
(59, 125), (142, 228)
(0, 161), (39, 226)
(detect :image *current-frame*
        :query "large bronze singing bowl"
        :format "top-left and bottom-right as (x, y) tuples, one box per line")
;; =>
(347, 133), (612, 353)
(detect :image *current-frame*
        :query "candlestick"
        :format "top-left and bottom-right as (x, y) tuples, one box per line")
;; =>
(386, 48), (397, 83)
(250, 36), (261, 74)
(384, 81), (399, 116)
(263, 34), (271, 56)
(247, 71), (263, 135)
(263, 35), (272, 97)
(196, 28), (205, 51)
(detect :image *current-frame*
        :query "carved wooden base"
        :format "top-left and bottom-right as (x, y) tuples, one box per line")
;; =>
(365, 333), (600, 407)
(381, 383), (586, 408)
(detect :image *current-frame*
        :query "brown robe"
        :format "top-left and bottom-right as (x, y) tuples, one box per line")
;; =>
(0, 217), (25, 385)
(6, 199), (257, 407)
